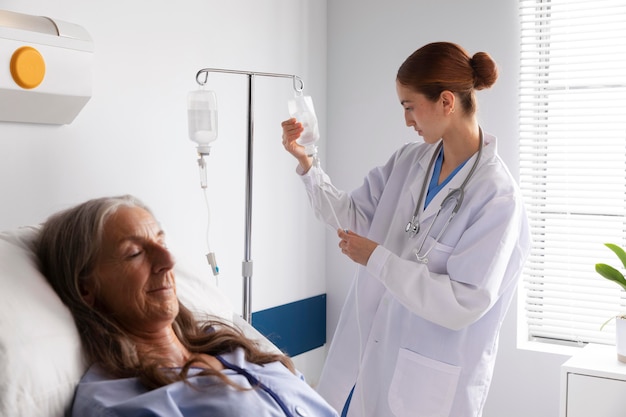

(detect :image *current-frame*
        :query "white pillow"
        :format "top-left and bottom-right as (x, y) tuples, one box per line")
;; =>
(0, 226), (84, 417)
(0, 225), (261, 417)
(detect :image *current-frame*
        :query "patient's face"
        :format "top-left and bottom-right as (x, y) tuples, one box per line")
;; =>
(86, 206), (179, 334)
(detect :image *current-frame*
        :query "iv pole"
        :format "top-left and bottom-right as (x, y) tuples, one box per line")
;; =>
(194, 68), (304, 323)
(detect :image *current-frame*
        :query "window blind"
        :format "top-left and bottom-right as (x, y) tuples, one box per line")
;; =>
(519, 0), (626, 345)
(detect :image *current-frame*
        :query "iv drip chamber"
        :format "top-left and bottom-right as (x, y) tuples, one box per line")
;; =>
(188, 89), (218, 154)
(288, 95), (319, 156)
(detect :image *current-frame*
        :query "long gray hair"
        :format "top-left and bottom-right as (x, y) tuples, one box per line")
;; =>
(36, 195), (293, 389)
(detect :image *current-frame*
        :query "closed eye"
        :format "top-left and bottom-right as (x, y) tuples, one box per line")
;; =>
(128, 250), (143, 259)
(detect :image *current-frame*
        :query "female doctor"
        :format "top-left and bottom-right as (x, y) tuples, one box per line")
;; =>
(281, 42), (530, 417)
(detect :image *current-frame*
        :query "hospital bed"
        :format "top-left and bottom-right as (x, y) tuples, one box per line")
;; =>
(0, 224), (277, 417)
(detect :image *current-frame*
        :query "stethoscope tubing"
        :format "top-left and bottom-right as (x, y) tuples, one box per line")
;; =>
(409, 126), (484, 263)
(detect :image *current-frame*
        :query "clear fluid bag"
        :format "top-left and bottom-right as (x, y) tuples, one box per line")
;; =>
(188, 89), (218, 154)
(288, 94), (319, 156)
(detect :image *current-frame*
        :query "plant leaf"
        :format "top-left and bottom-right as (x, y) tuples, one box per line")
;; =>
(605, 243), (626, 270)
(600, 315), (616, 331)
(596, 263), (626, 291)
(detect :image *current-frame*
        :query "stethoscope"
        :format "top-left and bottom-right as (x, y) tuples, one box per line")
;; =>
(405, 127), (484, 264)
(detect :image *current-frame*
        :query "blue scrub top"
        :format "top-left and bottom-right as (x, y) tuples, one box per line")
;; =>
(424, 147), (469, 208)
(71, 348), (338, 417)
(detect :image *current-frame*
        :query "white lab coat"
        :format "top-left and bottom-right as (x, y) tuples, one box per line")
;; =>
(298, 133), (530, 417)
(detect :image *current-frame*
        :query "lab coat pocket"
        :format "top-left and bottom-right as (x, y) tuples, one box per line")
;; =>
(388, 348), (460, 417)
(414, 235), (453, 273)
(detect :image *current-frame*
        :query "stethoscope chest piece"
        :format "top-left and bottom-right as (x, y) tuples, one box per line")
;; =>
(405, 216), (420, 238)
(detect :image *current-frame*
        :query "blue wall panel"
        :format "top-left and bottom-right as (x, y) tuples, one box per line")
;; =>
(252, 294), (326, 357)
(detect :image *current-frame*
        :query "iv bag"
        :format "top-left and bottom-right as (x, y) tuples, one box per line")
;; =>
(188, 89), (218, 154)
(288, 95), (319, 155)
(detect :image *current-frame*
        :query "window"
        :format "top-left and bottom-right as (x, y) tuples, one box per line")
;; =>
(519, 0), (626, 345)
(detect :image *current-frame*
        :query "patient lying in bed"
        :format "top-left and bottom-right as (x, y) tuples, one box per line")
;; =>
(0, 195), (336, 417)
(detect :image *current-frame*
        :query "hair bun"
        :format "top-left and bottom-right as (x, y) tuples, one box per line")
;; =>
(471, 52), (498, 90)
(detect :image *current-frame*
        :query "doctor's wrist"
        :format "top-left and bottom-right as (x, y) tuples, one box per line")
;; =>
(298, 156), (313, 174)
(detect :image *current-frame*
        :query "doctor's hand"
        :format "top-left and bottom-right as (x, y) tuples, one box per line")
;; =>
(281, 118), (312, 173)
(338, 229), (378, 266)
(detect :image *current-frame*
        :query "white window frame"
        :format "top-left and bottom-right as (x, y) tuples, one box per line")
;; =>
(519, 0), (626, 349)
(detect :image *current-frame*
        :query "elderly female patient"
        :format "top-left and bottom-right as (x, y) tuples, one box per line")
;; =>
(35, 194), (337, 417)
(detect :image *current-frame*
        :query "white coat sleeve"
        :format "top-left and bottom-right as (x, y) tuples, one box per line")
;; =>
(366, 193), (530, 331)
(297, 153), (394, 236)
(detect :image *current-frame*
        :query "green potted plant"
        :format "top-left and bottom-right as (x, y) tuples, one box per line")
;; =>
(595, 243), (626, 363)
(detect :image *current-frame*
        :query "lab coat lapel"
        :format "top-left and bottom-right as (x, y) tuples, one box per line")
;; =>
(408, 142), (440, 218)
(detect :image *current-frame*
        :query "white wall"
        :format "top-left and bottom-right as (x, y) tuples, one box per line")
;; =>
(0, 0), (327, 383)
(326, 1), (569, 416)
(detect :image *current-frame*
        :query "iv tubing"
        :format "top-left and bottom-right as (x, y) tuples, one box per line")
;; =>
(313, 154), (344, 231)
(314, 151), (362, 414)
(198, 154), (219, 279)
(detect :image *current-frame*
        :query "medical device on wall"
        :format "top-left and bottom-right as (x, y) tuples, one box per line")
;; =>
(406, 127), (484, 264)
(0, 10), (93, 125)
(190, 68), (304, 323)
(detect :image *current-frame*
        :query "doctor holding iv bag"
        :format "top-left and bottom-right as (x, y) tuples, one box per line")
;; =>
(280, 42), (530, 417)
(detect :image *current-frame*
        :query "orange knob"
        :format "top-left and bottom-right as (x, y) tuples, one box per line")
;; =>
(10, 46), (46, 89)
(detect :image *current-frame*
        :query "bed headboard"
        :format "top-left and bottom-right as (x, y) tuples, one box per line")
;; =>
(0, 224), (270, 417)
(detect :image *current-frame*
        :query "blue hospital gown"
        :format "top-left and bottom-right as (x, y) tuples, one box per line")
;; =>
(71, 348), (338, 417)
